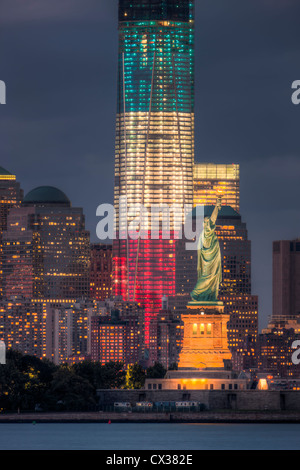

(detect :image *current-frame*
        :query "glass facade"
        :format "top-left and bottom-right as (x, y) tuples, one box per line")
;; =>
(0, 169), (23, 233)
(2, 192), (90, 300)
(113, 0), (195, 360)
(119, 0), (192, 22)
(0, 168), (23, 297)
(194, 163), (240, 213)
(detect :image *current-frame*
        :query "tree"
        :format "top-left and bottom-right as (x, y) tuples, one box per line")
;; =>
(0, 350), (57, 412)
(72, 360), (99, 388)
(146, 362), (167, 379)
(0, 350), (129, 412)
(0, 360), (26, 412)
(95, 362), (126, 389)
(125, 364), (145, 389)
(44, 365), (96, 411)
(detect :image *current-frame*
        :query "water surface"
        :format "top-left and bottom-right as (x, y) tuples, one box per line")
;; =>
(0, 423), (299, 450)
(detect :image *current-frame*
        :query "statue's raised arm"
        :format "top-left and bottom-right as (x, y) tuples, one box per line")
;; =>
(210, 196), (222, 225)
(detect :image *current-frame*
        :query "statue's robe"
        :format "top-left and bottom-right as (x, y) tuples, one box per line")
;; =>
(191, 218), (222, 302)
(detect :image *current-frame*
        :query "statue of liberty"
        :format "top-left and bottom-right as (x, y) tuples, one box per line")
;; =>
(190, 197), (222, 303)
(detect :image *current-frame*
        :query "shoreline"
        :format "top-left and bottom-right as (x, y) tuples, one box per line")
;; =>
(1, 411), (300, 424)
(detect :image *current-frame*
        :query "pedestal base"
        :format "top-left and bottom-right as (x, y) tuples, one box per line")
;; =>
(178, 303), (232, 370)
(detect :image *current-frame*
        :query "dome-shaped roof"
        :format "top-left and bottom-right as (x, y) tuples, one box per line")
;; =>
(23, 186), (70, 206)
(0, 166), (12, 176)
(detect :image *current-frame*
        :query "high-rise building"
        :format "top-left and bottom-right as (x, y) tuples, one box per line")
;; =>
(113, 0), (195, 362)
(0, 166), (23, 297)
(156, 306), (182, 370)
(91, 313), (126, 365)
(90, 243), (112, 301)
(2, 186), (90, 300)
(0, 297), (47, 358)
(0, 166), (23, 233)
(0, 297), (104, 363)
(45, 299), (100, 364)
(253, 239), (300, 377)
(257, 326), (300, 378)
(273, 240), (300, 320)
(91, 299), (145, 366)
(223, 293), (258, 361)
(113, 299), (145, 365)
(193, 163), (240, 213)
(231, 334), (257, 373)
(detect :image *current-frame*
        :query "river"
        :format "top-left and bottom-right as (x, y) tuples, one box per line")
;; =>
(0, 423), (299, 450)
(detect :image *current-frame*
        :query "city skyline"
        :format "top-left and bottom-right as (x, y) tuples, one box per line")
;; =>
(1, 1), (300, 452)
(1, 0), (300, 330)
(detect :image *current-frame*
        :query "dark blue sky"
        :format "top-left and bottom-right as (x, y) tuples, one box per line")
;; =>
(1, 0), (300, 329)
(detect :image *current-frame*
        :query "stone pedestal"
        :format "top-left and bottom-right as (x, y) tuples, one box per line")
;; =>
(178, 302), (232, 369)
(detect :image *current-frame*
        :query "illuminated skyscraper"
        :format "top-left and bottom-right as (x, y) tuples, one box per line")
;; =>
(257, 327), (300, 378)
(252, 239), (300, 377)
(193, 163), (240, 213)
(0, 297), (101, 362)
(2, 186), (90, 299)
(113, 299), (145, 365)
(0, 166), (23, 297)
(0, 166), (23, 233)
(113, 0), (195, 361)
(0, 298), (46, 358)
(91, 303), (145, 367)
(91, 315), (125, 365)
(156, 305), (182, 369)
(273, 240), (300, 320)
(90, 243), (113, 301)
(45, 299), (99, 364)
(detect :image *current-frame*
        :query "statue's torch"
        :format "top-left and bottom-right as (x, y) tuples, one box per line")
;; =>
(216, 190), (223, 209)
